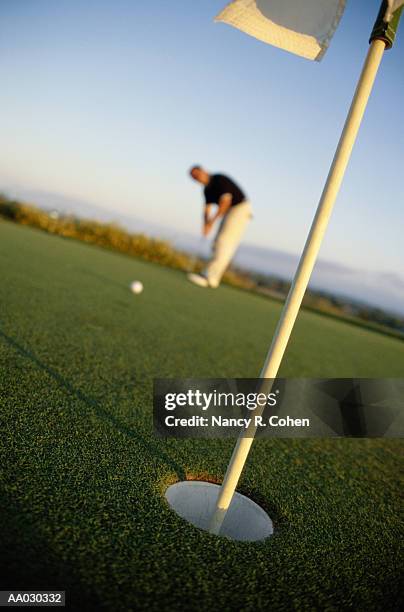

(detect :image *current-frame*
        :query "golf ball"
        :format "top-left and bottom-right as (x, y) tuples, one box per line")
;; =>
(130, 280), (143, 294)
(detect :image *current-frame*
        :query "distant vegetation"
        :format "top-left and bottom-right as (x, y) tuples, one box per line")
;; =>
(1, 193), (403, 339)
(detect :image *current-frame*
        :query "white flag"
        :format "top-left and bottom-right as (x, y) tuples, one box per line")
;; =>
(385, 0), (404, 21)
(215, 0), (346, 61)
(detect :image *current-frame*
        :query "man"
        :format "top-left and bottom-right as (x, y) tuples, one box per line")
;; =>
(187, 166), (252, 288)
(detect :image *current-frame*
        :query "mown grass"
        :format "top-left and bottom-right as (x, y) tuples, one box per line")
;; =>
(0, 219), (403, 611)
(0, 195), (253, 291)
(2, 193), (403, 339)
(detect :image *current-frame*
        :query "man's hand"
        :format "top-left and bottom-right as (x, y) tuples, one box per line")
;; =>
(202, 194), (232, 236)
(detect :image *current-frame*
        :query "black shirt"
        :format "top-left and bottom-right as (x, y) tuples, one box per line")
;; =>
(204, 174), (246, 207)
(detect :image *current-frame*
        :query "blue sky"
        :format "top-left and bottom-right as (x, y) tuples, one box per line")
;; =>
(0, 1), (403, 285)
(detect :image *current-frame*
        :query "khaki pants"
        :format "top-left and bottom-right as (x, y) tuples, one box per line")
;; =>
(205, 200), (252, 287)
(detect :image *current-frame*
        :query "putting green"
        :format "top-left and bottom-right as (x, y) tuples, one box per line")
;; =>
(1, 220), (403, 611)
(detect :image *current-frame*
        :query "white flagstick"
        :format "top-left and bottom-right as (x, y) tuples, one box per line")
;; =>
(209, 38), (386, 536)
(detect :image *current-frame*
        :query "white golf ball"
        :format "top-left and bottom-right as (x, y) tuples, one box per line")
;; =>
(130, 280), (144, 294)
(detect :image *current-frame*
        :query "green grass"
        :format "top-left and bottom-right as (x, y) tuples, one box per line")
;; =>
(0, 219), (403, 611)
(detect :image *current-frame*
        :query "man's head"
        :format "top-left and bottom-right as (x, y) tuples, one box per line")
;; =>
(189, 165), (210, 185)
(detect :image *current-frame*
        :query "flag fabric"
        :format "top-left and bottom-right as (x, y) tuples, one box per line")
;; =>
(385, 0), (404, 21)
(215, 0), (346, 61)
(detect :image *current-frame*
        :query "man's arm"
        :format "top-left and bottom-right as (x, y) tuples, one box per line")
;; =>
(216, 193), (233, 218)
(204, 204), (213, 224)
(203, 194), (232, 236)
(203, 204), (213, 235)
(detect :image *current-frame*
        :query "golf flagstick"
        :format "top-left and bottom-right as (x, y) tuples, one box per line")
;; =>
(209, 5), (402, 536)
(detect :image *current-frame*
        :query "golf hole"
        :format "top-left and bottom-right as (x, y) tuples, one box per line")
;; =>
(165, 481), (273, 542)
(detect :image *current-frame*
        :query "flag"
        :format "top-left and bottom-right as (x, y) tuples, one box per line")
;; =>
(215, 0), (346, 61)
(385, 0), (404, 21)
